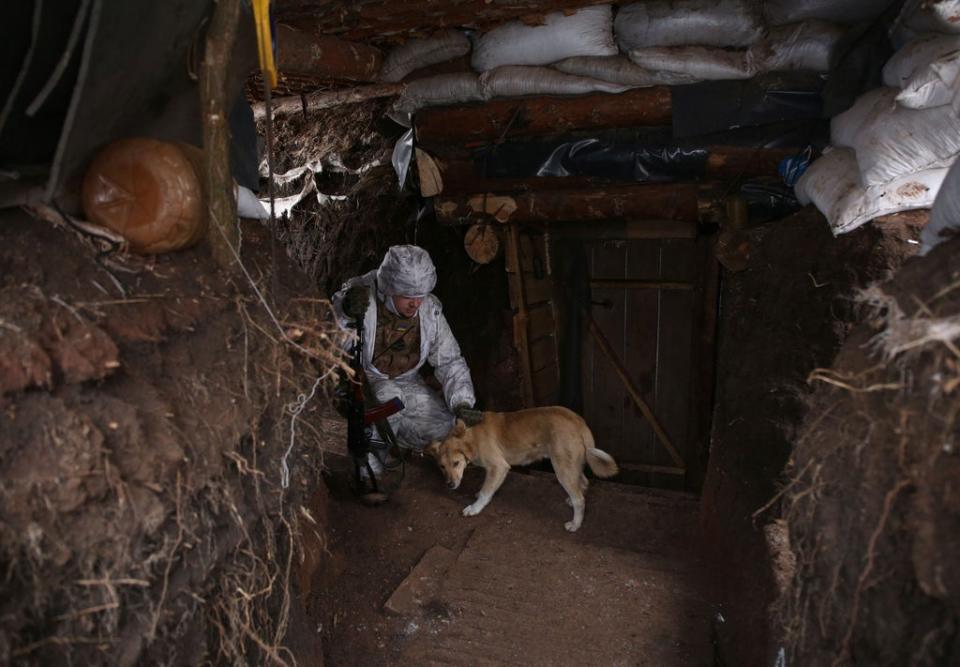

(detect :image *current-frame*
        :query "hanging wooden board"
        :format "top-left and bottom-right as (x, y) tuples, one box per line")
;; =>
(415, 148), (443, 197)
(463, 223), (500, 264)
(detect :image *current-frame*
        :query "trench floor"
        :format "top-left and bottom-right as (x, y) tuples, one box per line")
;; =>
(309, 433), (713, 666)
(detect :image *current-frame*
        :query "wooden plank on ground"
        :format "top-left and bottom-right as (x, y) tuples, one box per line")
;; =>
(383, 545), (458, 616)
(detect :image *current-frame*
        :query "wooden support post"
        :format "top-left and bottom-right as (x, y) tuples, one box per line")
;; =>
(200, 0), (241, 272)
(252, 83), (406, 119)
(276, 24), (382, 82)
(415, 87), (672, 145)
(585, 310), (685, 470)
(506, 224), (535, 407)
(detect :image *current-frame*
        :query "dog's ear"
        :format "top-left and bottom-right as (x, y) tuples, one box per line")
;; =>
(453, 419), (467, 436)
(425, 440), (441, 459)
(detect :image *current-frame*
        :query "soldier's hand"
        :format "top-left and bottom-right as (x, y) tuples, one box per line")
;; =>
(343, 285), (370, 320)
(454, 403), (483, 427)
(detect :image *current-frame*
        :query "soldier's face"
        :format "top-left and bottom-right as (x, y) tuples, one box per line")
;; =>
(392, 295), (423, 317)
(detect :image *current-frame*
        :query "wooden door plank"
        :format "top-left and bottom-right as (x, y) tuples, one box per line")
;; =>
(586, 311), (685, 470)
(587, 241), (626, 460)
(622, 240), (661, 473)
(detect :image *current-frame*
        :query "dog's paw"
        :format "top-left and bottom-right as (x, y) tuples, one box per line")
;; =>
(564, 520), (581, 532)
(462, 503), (483, 517)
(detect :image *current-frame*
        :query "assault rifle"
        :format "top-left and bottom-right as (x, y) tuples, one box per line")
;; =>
(343, 309), (404, 504)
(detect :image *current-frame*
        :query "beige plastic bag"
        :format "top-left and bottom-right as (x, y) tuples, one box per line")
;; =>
(82, 138), (207, 254)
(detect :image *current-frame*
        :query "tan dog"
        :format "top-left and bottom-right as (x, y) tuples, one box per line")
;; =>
(426, 406), (618, 532)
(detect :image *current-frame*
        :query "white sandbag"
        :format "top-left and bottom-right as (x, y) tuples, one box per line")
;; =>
(615, 0), (764, 49)
(920, 158), (960, 254)
(794, 148), (859, 212)
(897, 50), (960, 108)
(833, 166), (948, 234)
(747, 21), (845, 72)
(795, 147), (948, 235)
(763, 0), (886, 26)
(551, 55), (699, 86)
(389, 73), (487, 126)
(627, 46), (754, 80)
(236, 184), (269, 220)
(897, 0), (960, 36)
(852, 94), (960, 185)
(882, 34), (960, 88)
(471, 6), (616, 72)
(479, 66), (629, 98)
(379, 30), (471, 83)
(830, 87), (897, 148)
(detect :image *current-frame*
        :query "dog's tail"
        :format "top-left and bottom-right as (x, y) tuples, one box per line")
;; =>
(586, 448), (619, 478)
(582, 426), (619, 478)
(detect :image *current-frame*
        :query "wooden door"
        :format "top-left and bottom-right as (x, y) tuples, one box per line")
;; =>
(582, 237), (716, 491)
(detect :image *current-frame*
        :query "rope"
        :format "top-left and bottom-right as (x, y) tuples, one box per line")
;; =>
(280, 375), (323, 489)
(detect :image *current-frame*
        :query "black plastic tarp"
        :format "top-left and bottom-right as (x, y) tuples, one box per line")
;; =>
(670, 73), (825, 139)
(470, 122), (828, 186)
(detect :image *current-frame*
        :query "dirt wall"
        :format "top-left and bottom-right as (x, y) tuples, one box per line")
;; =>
(779, 237), (960, 665)
(0, 209), (335, 665)
(701, 209), (919, 666)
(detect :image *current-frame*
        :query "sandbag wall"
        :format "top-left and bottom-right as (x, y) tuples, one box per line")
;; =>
(796, 1), (960, 234)
(381, 0), (890, 123)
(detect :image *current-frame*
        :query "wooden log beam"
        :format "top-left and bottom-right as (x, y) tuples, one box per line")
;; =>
(276, 0), (615, 41)
(276, 24), (382, 82)
(430, 145), (796, 194)
(550, 220), (697, 240)
(252, 82), (405, 119)
(435, 184), (718, 226)
(415, 88), (672, 145)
